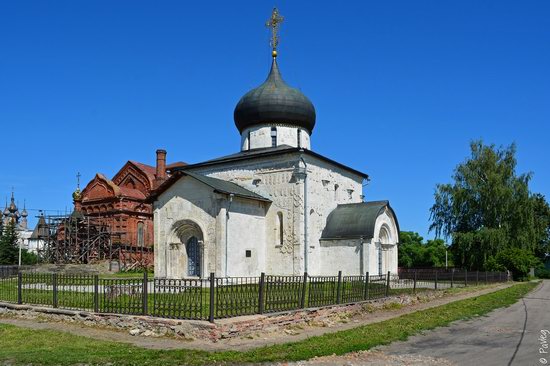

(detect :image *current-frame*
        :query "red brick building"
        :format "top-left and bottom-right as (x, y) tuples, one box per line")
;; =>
(73, 150), (183, 269)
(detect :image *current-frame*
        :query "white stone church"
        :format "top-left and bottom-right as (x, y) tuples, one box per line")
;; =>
(151, 14), (399, 279)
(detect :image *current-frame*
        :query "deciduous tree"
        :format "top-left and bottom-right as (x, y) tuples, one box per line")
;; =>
(430, 140), (550, 270)
(398, 231), (452, 268)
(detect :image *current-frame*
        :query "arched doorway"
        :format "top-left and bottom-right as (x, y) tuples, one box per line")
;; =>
(171, 219), (204, 278)
(378, 225), (390, 275)
(186, 236), (201, 277)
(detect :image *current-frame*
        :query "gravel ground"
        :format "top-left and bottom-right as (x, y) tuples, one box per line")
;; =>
(263, 350), (454, 366)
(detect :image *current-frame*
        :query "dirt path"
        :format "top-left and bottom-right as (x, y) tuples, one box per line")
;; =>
(0, 283), (513, 352)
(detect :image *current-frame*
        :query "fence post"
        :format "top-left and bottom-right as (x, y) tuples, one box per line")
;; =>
(258, 272), (265, 314)
(499, 272), (502, 282)
(476, 271), (479, 286)
(385, 271), (390, 297)
(209, 273), (215, 323)
(17, 272), (22, 304)
(413, 270), (417, 294)
(93, 275), (99, 313)
(300, 272), (307, 309)
(142, 272), (148, 316)
(364, 272), (370, 300)
(450, 269), (454, 288)
(485, 271), (488, 284)
(336, 271), (342, 304)
(52, 273), (58, 308)
(465, 269), (468, 287)
(434, 269), (438, 290)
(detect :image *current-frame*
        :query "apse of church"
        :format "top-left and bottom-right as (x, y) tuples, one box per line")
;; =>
(152, 8), (399, 279)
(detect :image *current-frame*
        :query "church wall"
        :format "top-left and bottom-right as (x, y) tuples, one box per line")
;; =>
(300, 155), (365, 275)
(318, 239), (363, 275)
(365, 210), (399, 276)
(154, 177), (220, 278)
(190, 153), (302, 275)
(188, 151), (367, 276)
(154, 175), (268, 278)
(226, 199), (266, 277)
(241, 125), (311, 150)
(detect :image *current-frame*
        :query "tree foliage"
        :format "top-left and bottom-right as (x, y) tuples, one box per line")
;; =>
(486, 247), (540, 280)
(398, 231), (452, 268)
(430, 140), (550, 270)
(0, 222), (19, 265)
(21, 249), (38, 265)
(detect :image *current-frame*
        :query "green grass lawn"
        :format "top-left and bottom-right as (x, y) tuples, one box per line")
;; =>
(0, 275), (418, 320)
(0, 281), (537, 365)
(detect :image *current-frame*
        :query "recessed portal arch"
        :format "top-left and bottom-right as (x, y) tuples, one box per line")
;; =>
(171, 219), (204, 278)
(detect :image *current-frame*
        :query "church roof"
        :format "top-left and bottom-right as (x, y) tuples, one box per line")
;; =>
(151, 171), (271, 203)
(234, 58), (316, 133)
(175, 145), (369, 180)
(30, 215), (49, 240)
(123, 161), (157, 188)
(321, 201), (399, 240)
(82, 173), (147, 201)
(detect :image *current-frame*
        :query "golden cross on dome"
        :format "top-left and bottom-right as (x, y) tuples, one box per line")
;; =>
(265, 8), (284, 57)
(76, 172), (81, 189)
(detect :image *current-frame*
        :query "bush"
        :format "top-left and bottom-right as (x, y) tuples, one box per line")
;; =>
(486, 248), (541, 281)
(21, 249), (38, 265)
(535, 267), (550, 279)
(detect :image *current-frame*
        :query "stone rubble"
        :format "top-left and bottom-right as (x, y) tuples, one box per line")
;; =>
(0, 289), (456, 343)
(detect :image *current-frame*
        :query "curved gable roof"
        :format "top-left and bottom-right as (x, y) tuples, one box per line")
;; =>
(112, 161), (156, 191)
(82, 173), (146, 201)
(321, 201), (399, 240)
(82, 173), (120, 200)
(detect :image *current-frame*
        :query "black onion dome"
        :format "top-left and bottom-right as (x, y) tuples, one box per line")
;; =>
(234, 58), (316, 133)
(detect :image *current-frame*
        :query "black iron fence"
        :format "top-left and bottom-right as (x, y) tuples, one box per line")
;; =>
(0, 267), (509, 323)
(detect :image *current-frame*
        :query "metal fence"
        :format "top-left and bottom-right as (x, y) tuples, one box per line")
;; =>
(0, 267), (509, 323)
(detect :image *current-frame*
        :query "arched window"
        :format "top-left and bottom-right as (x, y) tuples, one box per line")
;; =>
(271, 127), (277, 147)
(297, 129), (301, 148)
(125, 178), (136, 189)
(137, 221), (144, 247)
(277, 212), (284, 246)
(247, 131), (251, 150)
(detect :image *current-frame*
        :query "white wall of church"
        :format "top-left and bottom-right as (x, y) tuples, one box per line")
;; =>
(189, 151), (366, 276)
(318, 239), (363, 275)
(365, 210), (399, 275)
(300, 156), (365, 276)
(154, 175), (268, 279)
(225, 200), (266, 277)
(240, 124), (311, 150)
(154, 178), (218, 278)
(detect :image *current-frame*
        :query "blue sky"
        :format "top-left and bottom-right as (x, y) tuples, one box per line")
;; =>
(1, 1), (548, 240)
